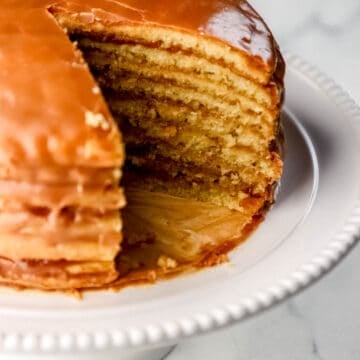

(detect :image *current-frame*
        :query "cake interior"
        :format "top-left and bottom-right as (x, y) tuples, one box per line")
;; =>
(47, 10), (283, 278)
(77, 38), (282, 211)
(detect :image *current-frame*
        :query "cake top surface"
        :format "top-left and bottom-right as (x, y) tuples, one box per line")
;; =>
(49, 0), (276, 64)
(0, 0), (278, 171)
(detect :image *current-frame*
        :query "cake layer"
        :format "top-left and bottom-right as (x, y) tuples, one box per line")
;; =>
(121, 121), (271, 156)
(0, 165), (121, 185)
(123, 169), (272, 211)
(125, 154), (280, 200)
(124, 131), (282, 198)
(0, 230), (120, 261)
(72, 40), (279, 107)
(0, 257), (118, 290)
(108, 98), (274, 142)
(124, 129), (279, 172)
(0, 181), (124, 210)
(125, 157), (275, 192)
(0, 207), (121, 236)
(0, 178), (124, 263)
(96, 75), (274, 124)
(79, 47), (277, 115)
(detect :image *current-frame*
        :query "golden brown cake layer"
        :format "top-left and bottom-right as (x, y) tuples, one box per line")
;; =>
(80, 42), (278, 107)
(0, 181), (124, 210)
(109, 97), (275, 142)
(0, 257), (118, 290)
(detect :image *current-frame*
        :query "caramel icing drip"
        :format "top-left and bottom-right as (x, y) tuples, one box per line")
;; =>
(0, 257), (118, 290)
(0, 2), (124, 170)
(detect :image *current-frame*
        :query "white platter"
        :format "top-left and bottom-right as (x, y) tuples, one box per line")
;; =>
(0, 54), (360, 359)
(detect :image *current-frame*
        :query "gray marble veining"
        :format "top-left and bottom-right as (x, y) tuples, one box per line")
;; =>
(167, 246), (360, 359)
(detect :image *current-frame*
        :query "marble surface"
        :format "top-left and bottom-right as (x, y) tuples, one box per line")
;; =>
(164, 1), (360, 359)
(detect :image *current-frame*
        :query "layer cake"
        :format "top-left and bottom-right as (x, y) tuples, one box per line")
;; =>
(0, 0), (284, 290)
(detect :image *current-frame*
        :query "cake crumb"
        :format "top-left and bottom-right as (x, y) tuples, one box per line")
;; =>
(157, 255), (178, 270)
(85, 111), (110, 131)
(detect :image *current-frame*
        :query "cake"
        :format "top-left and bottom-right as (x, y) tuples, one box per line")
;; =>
(0, 0), (284, 291)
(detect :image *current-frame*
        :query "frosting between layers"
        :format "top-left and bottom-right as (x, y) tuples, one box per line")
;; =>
(0, 3), (123, 170)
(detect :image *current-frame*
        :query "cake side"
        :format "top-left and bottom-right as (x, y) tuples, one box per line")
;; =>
(0, 2), (125, 289)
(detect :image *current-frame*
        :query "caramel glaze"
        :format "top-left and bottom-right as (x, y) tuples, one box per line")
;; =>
(0, 0), (284, 175)
(48, 0), (278, 62)
(0, 2), (124, 173)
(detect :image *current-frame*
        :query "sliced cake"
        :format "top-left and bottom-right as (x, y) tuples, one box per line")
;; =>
(0, 0), (284, 290)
